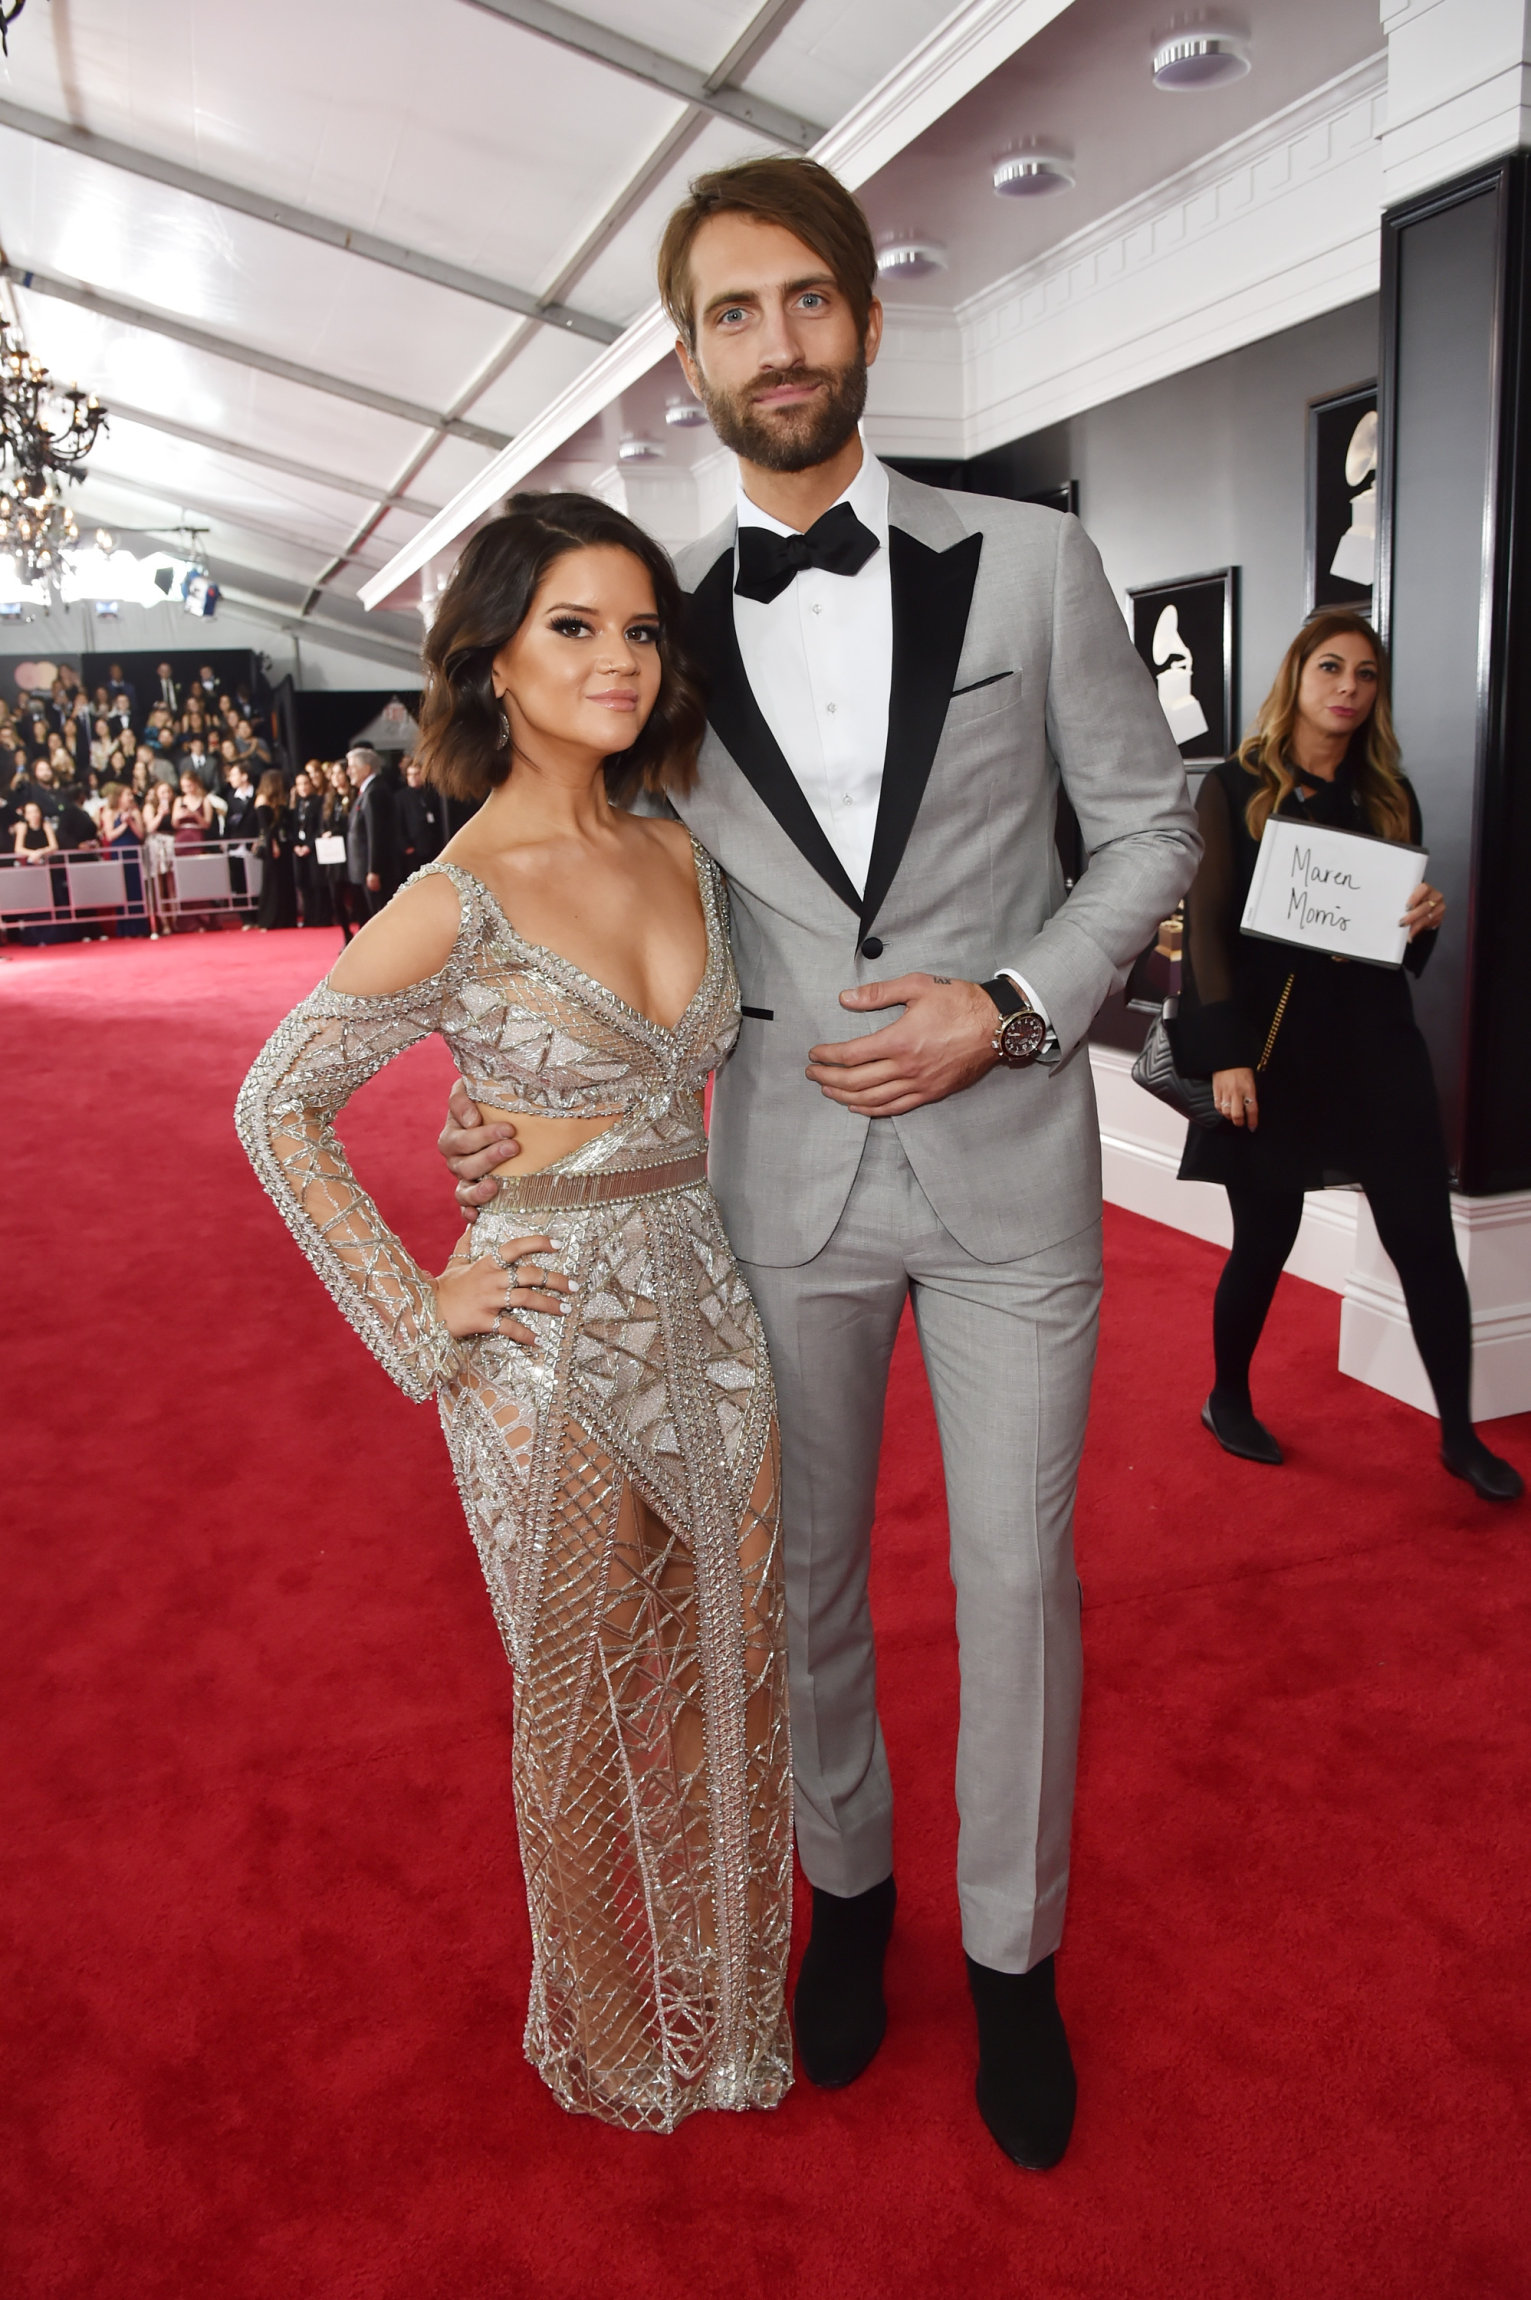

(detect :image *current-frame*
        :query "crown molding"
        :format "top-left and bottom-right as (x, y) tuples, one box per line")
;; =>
(957, 51), (1388, 457)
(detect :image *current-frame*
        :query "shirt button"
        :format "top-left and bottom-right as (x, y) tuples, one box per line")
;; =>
(841, 793), (853, 805)
(826, 701), (837, 714)
(811, 601), (822, 614)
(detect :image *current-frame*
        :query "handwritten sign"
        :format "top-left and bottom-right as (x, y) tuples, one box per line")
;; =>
(1240, 816), (1427, 968)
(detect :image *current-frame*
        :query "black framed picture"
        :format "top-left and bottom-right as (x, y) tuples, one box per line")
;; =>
(1127, 567), (1238, 766)
(1307, 382), (1377, 612)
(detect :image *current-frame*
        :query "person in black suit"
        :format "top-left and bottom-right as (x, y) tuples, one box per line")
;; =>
(396, 753), (443, 874)
(290, 766), (331, 927)
(221, 761), (259, 841)
(105, 663), (138, 723)
(152, 661), (181, 714)
(1176, 609), (1521, 1504)
(54, 784), (98, 850)
(344, 746), (394, 917)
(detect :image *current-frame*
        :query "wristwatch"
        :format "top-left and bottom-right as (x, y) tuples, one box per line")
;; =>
(980, 976), (1047, 1069)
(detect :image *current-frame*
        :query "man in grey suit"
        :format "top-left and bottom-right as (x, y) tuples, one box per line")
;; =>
(442, 158), (1197, 2168)
(345, 745), (395, 917)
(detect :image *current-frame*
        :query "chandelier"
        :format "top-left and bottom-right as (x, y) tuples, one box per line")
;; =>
(0, 469), (79, 584)
(0, 326), (107, 478)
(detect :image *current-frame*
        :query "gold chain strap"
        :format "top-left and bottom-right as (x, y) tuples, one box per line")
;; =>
(1256, 973), (1295, 1073)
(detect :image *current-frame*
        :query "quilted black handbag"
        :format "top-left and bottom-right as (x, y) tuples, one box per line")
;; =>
(1131, 979), (1293, 1132)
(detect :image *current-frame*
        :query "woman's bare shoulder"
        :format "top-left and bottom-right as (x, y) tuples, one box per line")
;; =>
(632, 812), (696, 868)
(328, 869), (463, 997)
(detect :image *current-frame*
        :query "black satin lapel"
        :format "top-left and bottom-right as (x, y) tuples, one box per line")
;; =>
(859, 526), (983, 936)
(685, 549), (861, 915)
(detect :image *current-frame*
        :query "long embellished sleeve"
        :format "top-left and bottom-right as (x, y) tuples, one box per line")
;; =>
(235, 977), (465, 1402)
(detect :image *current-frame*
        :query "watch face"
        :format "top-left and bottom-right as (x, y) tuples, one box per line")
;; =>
(999, 1010), (1047, 1067)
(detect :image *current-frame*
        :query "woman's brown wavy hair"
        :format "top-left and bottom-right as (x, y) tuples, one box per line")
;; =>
(417, 492), (704, 806)
(1239, 610), (1411, 842)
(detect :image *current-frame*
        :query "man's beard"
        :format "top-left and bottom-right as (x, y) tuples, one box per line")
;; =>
(697, 351), (868, 474)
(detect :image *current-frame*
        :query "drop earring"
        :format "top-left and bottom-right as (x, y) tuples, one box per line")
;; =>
(496, 703), (510, 750)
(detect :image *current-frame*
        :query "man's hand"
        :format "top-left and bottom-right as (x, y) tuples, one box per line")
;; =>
(366, 870), (381, 893)
(440, 1081), (520, 1220)
(806, 975), (999, 1116)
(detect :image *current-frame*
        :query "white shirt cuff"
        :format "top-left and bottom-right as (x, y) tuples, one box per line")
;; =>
(998, 969), (1060, 1055)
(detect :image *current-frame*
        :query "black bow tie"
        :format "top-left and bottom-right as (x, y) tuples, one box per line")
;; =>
(734, 502), (880, 605)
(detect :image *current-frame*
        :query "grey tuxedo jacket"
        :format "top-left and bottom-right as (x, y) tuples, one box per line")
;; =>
(671, 466), (1199, 1269)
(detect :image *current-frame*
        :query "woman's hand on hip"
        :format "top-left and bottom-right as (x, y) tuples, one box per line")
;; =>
(1213, 1067), (1259, 1129)
(1402, 882), (1446, 939)
(432, 1236), (576, 1344)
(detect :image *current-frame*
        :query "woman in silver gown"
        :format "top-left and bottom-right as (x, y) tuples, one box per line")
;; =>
(236, 494), (791, 2131)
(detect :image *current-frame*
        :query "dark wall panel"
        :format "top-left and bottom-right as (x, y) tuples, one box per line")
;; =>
(1383, 189), (1499, 1164)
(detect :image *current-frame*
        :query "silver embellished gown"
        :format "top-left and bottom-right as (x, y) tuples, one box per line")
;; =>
(235, 843), (792, 2131)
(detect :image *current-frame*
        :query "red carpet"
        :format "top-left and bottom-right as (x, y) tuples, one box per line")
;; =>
(4, 930), (1529, 2300)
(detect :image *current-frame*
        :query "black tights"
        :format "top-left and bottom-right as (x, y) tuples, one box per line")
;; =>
(1213, 1171), (1474, 1447)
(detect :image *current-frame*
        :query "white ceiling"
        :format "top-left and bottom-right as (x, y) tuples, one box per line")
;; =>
(860, 0), (1383, 305)
(0, 0), (956, 658)
(0, 0), (1385, 654)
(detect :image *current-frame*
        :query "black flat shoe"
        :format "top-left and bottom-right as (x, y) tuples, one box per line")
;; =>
(1441, 1437), (1524, 1503)
(967, 1952), (1076, 2170)
(793, 1876), (896, 2089)
(1201, 1393), (1283, 1466)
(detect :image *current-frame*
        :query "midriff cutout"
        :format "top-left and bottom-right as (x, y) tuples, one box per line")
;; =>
(477, 1103), (624, 1176)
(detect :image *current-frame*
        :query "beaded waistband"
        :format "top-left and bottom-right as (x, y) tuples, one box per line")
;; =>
(492, 1150), (709, 1212)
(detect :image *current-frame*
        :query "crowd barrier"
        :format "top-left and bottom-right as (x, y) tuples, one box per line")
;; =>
(0, 836), (267, 938)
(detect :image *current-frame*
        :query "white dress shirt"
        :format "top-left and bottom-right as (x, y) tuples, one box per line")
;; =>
(734, 448), (891, 898)
(731, 447), (1053, 1035)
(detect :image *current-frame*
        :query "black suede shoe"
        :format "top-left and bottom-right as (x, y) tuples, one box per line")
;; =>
(792, 1875), (896, 2088)
(1441, 1436), (1524, 1502)
(1201, 1392), (1283, 1466)
(967, 1952), (1076, 2170)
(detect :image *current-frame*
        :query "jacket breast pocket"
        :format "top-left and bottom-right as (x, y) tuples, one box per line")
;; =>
(946, 669), (1019, 725)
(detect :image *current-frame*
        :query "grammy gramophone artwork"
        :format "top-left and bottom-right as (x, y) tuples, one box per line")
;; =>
(1127, 566), (1238, 767)
(1307, 382), (1378, 613)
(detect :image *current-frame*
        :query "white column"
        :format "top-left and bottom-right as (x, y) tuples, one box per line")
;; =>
(1380, 0), (1531, 203)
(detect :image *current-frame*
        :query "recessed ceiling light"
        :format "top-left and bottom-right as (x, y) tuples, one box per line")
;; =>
(1152, 32), (1250, 90)
(664, 397), (708, 428)
(875, 237), (948, 281)
(617, 436), (665, 464)
(992, 151), (1075, 198)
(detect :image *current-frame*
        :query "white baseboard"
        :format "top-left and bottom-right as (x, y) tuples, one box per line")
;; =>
(1090, 1044), (1531, 1421)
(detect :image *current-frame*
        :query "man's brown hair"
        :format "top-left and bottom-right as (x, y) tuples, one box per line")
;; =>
(657, 156), (878, 352)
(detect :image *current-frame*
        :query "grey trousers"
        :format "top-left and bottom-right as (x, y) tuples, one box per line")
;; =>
(737, 1124), (1099, 1974)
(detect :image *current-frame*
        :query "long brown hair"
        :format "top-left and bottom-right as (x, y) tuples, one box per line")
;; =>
(257, 767), (287, 817)
(417, 491), (704, 806)
(658, 155), (878, 352)
(1238, 610), (1410, 842)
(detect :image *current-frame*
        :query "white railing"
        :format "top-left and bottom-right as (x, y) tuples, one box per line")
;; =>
(0, 836), (266, 938)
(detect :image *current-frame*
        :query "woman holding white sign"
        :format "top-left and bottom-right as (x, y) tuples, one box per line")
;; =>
(1175, 611), (1520, 1503)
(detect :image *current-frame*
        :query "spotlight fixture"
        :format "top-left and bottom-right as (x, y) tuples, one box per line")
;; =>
(664, 397), (708, 428)
(992, 150), (1075, 198)
(617, 436), (664, 464)
(1152, 30), (1250, 89)
(875, 237), (948, 281)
